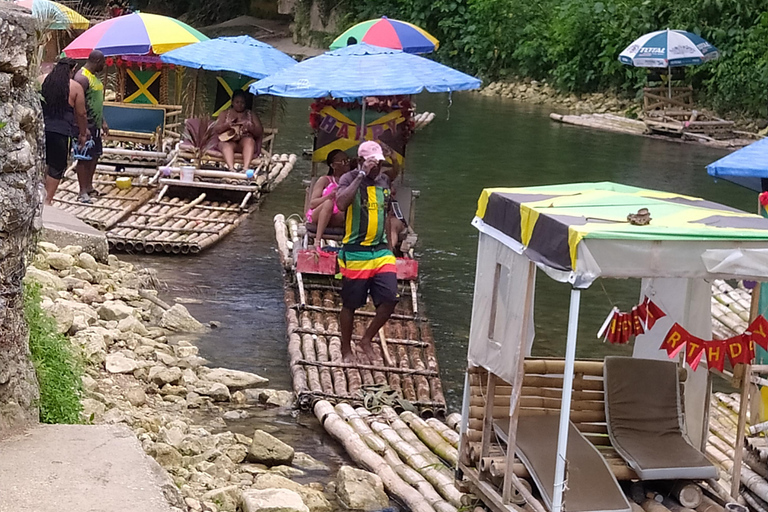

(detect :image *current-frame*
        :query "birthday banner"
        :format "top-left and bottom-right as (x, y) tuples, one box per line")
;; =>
(599, 297), (768, 371)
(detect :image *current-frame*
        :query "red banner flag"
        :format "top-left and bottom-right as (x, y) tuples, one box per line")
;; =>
(620, 313), (632, 344)
(661, 323), (688, 357)
(749, 315), (768, 351)
(646, 300), (666, 330)
(606, 312), (619, 344)
(685, 336), (706, 371)
(726, 335), (753, 366)
(705, 340), (726, 372)
(630, 306), (645, 336)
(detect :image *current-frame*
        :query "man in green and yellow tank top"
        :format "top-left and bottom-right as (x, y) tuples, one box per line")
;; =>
(335, 141), (399, 363)
(73, 50), (109, 204)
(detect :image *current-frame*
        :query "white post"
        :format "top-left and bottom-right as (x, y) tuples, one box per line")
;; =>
(667, 28), (672, 99)
(551, 288), (582, 512)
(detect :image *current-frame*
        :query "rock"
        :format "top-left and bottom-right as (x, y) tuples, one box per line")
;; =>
(178, 355), (208, 369)
(160, 426), (185, 449)
(235, 433), (252, 445)
(117, 315), (149, 336)
(196, 382), (231, 402)
(241, 489), (309, 512)
(161, 304), (205, 332)
(77, 252), (99, 270)
(125, 387), (146, 407)
(60, 245), (83, 256)
(186, 498), (202, 512)
(222, 443), (248, 464)
(73, 330), (107, 365)
(270, 465), (304, 478)
(155, 351), (178, 366)
(148, 366), (182, 386)
(43, 301), (74, 334)
(201, 486), (241, 512)
(336, 466), (389, 511)
(25, 267), (65, 291)
(259, 389), (293, 408)
(38, 242), (60, 253)
(292, 452), (329, 472)
(174, 344), (199, 358)
(247, 430), (294, 466)
(46, 252), (75, 270)
(105, 353), (140, 374)
(98, 300), (134, 321)
(81, 398), (106, 419)
(203, 368), (268, 391)
(222, 410), (245, 421)
(251, 474), (330, 512)
(151, 442), (183, 470)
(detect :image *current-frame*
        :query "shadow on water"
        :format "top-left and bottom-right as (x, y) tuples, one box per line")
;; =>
(125, 92), (752, 421)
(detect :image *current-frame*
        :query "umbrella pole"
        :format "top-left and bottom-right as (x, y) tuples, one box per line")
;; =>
(360, 98), (367, 141)
(668, 64), (672, 99)
(551, 288), (582, 512)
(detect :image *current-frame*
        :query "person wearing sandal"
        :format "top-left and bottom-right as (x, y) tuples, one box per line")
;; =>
(73, 50), (109, 203)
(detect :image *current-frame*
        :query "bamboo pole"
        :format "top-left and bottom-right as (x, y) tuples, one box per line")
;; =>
(314, 401), (436, 512)
(446, 413), (462, 432)
(335, 403), (388, 454)
(401, 411), (459, 466)
(426, 418), (460, 448)
(285, 289), (309, 396)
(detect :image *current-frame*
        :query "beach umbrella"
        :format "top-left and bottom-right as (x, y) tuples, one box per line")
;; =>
(16, 0), (89, 30)
(63, 12), (208, 58)
(330, 16), (438, 54)
(249, 43), (479, 98)
(619, 29), (719, 97)
(160, 36), (297, 79)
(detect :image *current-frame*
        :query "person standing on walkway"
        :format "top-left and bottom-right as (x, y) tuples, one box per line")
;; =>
(335, 141), (399, 363)
(41, 58), (88, 205)
(73, 50), (109, 203)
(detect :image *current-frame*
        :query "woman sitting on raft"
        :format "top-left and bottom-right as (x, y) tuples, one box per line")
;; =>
(306, 149), (351, 249)
(214, 90), (263, 171)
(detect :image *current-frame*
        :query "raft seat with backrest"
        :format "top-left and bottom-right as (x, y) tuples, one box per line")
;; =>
(177, 119), (277, 168)
(603, 356), (717, 480)
(102, 101), (182, 147)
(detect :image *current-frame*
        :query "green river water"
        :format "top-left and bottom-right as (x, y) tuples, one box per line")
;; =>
(127, 92), (752, 429)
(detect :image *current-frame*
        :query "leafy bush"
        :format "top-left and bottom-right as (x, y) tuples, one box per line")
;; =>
(342, 0), (768, 116)
(24, 284), (83, 424)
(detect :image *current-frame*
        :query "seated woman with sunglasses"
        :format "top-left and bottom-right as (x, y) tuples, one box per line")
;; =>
(306, 149), (351, 249)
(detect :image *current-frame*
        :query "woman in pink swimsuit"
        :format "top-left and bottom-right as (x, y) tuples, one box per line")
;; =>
(306, 149), (350, 248)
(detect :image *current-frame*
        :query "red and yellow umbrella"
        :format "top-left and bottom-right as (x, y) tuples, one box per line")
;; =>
(330, 17), (439, 54)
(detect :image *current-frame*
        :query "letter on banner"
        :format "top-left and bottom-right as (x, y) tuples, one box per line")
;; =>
(337, 123), (349, 139)
(749, 315), (768, 350)
(661, 323), (687, 357)
(645, 300), (666, 330)
(319, 115), (337, 134)
(630, 306), (644, 335)
(706, 341), (726, 372)
(726, 335), (753, 365)
(685, 337), (705, 371)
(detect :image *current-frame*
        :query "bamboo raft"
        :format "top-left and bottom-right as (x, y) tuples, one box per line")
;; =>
(52, 154), (297, 254)
(274, 214), (447, 417)
(550, 113), (758, 149)
(712, 280), (751, 339)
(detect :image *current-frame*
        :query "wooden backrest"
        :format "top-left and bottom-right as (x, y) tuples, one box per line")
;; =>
(643, 86), (694, 113)
(104, 102), (183, 143)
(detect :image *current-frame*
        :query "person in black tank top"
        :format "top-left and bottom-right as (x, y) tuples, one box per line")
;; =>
(41, 58), (88, 205)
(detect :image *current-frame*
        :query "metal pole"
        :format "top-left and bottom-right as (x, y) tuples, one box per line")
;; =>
(667, 28), (672, 99)
(360, 98), (367, 141)
(552, 288), (582, 512)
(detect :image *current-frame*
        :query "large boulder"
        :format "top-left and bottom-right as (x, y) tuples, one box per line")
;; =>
(43, 301), (73, 334)
(247, 430), (294, 467)
(24, 267), (65, 291)
(117, 315), (149, 336)
(98, 300), (134, 321)
(150, 442), (183, 470)
(241, 489), (309, 512)
(251, 474), (330, 512)
(72, 330), (107, 365)
(45, 252), (75, 270)
(195, 381), (231, 402)
(203, 368), (268, 391)
(77, 252), (99, 270)
(161, 304), (204, 332)
(148, 366), (182, 386)
(336, 466), (389, 511)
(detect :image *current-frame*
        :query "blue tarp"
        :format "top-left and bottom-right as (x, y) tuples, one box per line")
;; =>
(249, 43), (481, 98)
(707, 138), (768, 192)
(160, 36), (297, 80)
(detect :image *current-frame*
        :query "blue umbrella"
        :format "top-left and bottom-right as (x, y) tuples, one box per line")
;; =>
(249, 43), (481, 98)
(160, 36), (298, 80)
(707, 138), (768, 192)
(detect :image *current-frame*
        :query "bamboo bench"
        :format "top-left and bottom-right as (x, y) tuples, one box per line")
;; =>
(177, 128), (277, 169)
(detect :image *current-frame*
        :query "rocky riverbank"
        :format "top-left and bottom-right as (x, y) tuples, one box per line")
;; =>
(477, 78), (767, 134)
(24, 242), (390, 512)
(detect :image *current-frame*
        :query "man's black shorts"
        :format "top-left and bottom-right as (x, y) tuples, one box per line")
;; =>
(85, 127), (103, 160)
(45, 131), (70, 179)
(340, 272), (399, 311)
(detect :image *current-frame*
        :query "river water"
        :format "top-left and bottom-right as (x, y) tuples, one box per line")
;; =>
(124, 93), (751, 470)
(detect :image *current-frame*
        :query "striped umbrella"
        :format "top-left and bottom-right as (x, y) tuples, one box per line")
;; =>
(619, 29), (719, 68)
(63, 12), (208, 58)
(330, 17), (438, 54)
(16, 0), (89, 30)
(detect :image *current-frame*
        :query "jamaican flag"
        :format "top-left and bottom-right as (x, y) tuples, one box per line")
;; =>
(124, 68), (161, 104)
(313, 105), (407, 165)
(213, 74), (255, 117)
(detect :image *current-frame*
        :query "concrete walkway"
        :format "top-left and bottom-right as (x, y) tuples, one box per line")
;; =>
(0, 424), (182, 512)
(42, 205), (108, 261)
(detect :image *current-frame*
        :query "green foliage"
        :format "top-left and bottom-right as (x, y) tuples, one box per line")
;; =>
(24, 284), (83, 424)
(342, 0), (768, 116)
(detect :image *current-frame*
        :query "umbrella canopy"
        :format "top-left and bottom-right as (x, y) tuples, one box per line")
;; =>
(16, 0), (89, 30)
(619, 29), (719, 68)
(330, 17), (439, 54)
(249, 43), (480, 98)
(160, 36), (297, 79)
(706, 138), (768, 192)
(63, 12), (208, 58)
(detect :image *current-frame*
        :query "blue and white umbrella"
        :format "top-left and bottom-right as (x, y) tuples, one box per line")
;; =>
(618, 29), (719, 68)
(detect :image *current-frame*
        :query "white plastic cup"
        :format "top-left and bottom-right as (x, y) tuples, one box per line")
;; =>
(181, 166), (195, 183)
